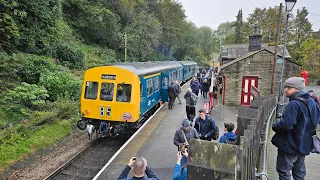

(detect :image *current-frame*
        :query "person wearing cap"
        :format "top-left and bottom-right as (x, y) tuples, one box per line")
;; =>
(271, 77), (320, 180)
(173, 119), (199, 148)
(118, 157), (159, 180)
(219, 123), (237, 144)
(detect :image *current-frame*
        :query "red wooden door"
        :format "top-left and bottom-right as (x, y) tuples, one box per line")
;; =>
(241, 76), (258, 106)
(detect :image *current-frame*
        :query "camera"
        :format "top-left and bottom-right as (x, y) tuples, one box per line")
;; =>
(178, 144), (185, 152)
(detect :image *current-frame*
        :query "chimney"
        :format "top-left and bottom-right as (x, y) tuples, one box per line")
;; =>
(249, 24), (263, 52)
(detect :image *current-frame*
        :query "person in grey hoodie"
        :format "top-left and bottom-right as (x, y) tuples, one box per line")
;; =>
(184, 88), (198, 123)
(174, 119), (199, 148)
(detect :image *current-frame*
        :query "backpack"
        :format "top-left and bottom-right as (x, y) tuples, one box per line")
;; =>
(190, 93), (197, 106)
(211, 125), (219, 140)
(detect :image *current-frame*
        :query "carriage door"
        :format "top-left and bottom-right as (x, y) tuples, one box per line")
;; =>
(241, 76), (258, 106)
(161, 74), (169, 102)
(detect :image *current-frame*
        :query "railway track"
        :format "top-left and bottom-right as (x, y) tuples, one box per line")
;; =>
(44, 102), (164, 180)
(44, 136), (128, 180)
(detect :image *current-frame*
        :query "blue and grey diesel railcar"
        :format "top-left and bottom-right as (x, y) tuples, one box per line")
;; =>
(78, 61), (197, 138)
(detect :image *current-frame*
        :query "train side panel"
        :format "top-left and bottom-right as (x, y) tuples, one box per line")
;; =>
(81, 66), (140, 123)
(139, 73), (161, 117)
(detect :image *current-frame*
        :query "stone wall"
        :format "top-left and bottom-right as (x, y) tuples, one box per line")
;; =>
(188, 96), (277, 180)
(222, 50), (300, 105)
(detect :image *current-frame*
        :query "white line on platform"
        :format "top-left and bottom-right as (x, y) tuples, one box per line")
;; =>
(92, 104), (164, 180)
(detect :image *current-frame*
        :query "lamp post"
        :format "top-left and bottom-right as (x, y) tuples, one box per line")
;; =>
(276, 0), (297, 118)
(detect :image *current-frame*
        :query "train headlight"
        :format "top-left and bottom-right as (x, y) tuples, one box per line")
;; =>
(85, 109), (90, 115)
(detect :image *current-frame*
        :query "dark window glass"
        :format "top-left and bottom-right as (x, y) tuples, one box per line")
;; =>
(116, 84), (132, 102)
(147, 79), (153, 96)
(84, 82), (98, 99)
(100, 82), (114, 101)
(154, 77), (159, 92)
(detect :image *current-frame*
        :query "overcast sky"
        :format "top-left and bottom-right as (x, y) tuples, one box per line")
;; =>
(177, 0), (320, 31)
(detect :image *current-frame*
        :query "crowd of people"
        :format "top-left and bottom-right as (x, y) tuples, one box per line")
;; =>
(118, 71), (320, 180)
(118, 67), (239, 180)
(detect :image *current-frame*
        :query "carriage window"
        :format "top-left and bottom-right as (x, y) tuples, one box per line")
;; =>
(147, 79), (153, 96)
(154, 77), (159, 92)
(162, 77), (168, 88)
(116, 84), (132, 102)
(84, 81), (98, 99)
(100, 82), (114, 101)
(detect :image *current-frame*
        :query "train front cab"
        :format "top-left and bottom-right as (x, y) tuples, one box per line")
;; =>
(79, 66), (140, 133)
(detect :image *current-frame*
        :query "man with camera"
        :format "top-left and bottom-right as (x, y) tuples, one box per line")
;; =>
(174, 119), (199, 149)
(194, 109), (217, 141)
(118, 157), (159, 180)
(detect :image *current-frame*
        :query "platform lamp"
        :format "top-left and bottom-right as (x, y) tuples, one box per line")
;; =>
(276, 0), (297, 118)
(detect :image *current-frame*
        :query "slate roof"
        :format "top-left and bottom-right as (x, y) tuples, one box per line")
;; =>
(220, 49), (298, 70)
(221, 44), (291, 59)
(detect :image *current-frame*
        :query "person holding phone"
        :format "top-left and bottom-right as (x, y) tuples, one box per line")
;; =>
(173, 151), (188, 180)
(174, 119), (199, 149)
(118, 157), (159, 180)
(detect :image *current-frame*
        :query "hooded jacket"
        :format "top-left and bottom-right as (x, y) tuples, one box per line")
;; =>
(184, 91), (197, 107)
(194, 115), (217, 137)
(271, 91), (320, 156)
(219, 132), (237, 144)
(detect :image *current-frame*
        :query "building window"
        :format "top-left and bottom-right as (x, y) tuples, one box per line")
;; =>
(147, 79), (153, 96)
(116, 84), (132, 102)
(154, 77), (159, 92)
(84, 81), (98, 99)
(100, 82), (114, 101)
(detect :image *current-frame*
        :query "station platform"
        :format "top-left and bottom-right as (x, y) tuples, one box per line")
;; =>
(93, 83), (238, 180)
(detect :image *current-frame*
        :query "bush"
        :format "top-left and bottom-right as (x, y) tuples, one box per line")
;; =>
(15, 53), (58, 84)
(3, 83), (49, 120)
(40, 70), (82, 101)
(54, 43), (84, 69)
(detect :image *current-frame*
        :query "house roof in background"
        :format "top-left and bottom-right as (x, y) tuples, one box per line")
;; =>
(221, 44), (291, 59)
(220, 48), (299, 70)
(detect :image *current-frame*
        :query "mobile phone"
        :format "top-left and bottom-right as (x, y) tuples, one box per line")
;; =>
(178, 145), (185, 152)
(132, 157), (136, 161)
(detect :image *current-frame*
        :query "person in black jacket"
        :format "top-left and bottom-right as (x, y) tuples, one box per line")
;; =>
(168, 82), (177, 109)
(201, 79), (210, 98)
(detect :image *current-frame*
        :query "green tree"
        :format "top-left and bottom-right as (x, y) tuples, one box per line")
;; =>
(294, 7), (312, 47)
(62, 0), (121, 49)
(300, 38), (320, 76)
(214, 21), (235, 44)
(124, 10), (162, 61)
(235, 9), (243, 43)
(173, 21), (198, 61)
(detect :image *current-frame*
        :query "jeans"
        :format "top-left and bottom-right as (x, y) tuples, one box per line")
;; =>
(276, 150), (306, 180)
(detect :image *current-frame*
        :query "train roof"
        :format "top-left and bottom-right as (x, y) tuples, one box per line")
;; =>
(178, 61), (198, 66)
(108, 61), (183, 77)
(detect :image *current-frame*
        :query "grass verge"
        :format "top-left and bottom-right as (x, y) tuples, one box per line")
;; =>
(0, 119), (74, 171)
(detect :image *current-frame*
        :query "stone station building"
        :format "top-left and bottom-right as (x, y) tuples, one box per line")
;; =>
(219, 25), (301, 106)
